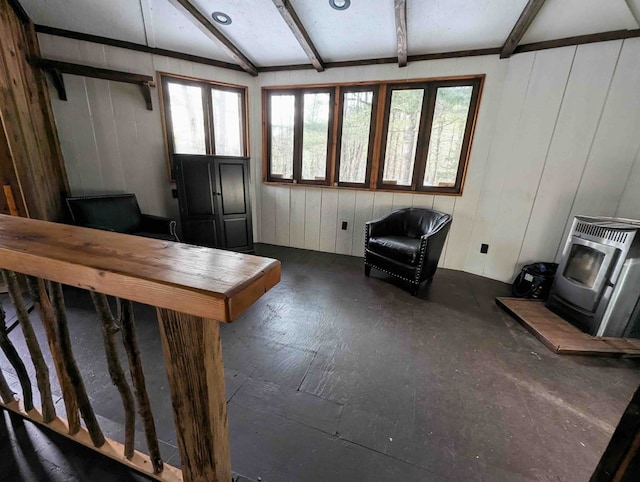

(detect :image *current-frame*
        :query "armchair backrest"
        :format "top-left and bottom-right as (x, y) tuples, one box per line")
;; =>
(66, 194), (142, 233)
(384, 208), (451, 238)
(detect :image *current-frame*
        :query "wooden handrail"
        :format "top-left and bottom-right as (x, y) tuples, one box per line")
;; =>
(0, 214), (280, 321)
(0, 214), (281, 481)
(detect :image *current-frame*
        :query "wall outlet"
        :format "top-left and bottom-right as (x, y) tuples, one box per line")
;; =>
(341, 221), (348, 230)
(480, 243), (489, 254)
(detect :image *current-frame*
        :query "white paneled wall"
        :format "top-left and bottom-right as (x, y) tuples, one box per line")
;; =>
(40, 32), (640, 284)
(255, 39), (640, 283)
(37, 33), (253, 226)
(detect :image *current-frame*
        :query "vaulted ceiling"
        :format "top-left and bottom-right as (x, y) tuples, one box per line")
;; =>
(19, 0), (640, 73)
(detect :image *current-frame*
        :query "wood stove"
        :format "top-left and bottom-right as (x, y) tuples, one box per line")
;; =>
(547, 216), (640, 338)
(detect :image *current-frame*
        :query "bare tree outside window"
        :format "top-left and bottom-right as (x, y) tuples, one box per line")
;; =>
(167, 83), (206, 155)
(423, 86), (473, 187)
(212, 89), (244, 157)
(383, 89), (424, 186)
(302, 93), (330, 181)
(270, 95), (295, 179)
(339, 91), (373, 184)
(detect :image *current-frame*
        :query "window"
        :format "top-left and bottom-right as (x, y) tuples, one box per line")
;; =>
(263, 76), (482, 194)
(336, 87), (378, 187)
(160, 74), (248, 176)
(266, 88), (334, 184)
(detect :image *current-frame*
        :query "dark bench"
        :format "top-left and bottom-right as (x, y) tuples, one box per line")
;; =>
(66, 193), (179, 241)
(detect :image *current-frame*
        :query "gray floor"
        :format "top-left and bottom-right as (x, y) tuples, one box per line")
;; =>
(1, 244), (640, 481)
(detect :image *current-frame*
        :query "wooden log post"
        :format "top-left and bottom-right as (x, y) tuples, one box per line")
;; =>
(157, 308), (231, 482)
(27, 276), (81, 433)
(50, 281), (105, 447)
(90, 292), (136, 459)
(119, 299), (163, 474)
(0, 365), (14, 403)
(0, 304), (33, 410)
(3, 269), (56, 422)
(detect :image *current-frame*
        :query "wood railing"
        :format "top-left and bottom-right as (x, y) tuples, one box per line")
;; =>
(0, 214), (280, 481)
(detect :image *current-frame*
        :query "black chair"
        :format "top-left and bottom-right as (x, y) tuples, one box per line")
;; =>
(364, 208), (452, 295)
(66, 194), (179, 241)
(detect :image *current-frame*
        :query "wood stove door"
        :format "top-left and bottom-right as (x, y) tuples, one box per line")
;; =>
(553, 236), (620, 313)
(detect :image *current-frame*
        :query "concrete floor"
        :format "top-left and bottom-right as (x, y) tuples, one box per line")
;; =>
(1, 244), (640, 481)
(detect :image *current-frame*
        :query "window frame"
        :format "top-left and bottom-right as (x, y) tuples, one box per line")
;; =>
(159, 72), (249, 179)
(335, 85), (379, 188)
(265, 87), (335, 185)
(262, 75), (484, 196)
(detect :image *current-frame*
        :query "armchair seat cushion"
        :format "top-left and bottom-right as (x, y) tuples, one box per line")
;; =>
(368, 236), (421, 265)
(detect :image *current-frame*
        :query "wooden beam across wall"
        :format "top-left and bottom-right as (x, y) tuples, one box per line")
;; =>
(515, 29), (640, 54)
(272, 0), (325, 72)
(32, 58), (156, 110)
(500, 0), (547, 59)
(166, 0), (258, 76)
(394, 0), (408, 67)
(34, 24), (245, 73)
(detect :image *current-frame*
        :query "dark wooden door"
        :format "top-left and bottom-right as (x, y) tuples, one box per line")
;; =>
(173, 154), (253, 252)
(214, 157), (253, 252)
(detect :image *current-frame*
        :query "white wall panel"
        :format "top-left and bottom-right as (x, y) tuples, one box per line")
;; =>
(304, 189), (322, 251)
(617, 146), (640, 219)
(336, 190), (357, 255)
(275, 187), (290, 246)
(518, 41), (623, 267)
(351, 191), (375, 257)
(372, 192), (394, 220)
(392, 193), (413, 212)
(319, 189), (339, 253)
(260, 185), (276, 245)
(289, 188), (306, 249)
(432, 196), (456, 268)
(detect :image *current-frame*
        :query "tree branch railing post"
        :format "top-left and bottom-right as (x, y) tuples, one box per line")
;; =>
(0, 214), (281, 481)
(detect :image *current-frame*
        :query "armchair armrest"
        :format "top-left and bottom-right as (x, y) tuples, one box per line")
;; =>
(139, 214), (179, 241)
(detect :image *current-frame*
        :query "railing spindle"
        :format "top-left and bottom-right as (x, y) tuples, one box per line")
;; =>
(50, 281), (105, 447)
(90, 292), (136, 459)
(0, 366), (14, 403)
(2, 269), (56, 422)
(27, 276), (81, 433)
(0, 304), (33, 411)
(118, 298), (164, 474)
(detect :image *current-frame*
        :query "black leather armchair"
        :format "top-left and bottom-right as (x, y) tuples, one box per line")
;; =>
(66, 194), (179, 241)
(364, 208), (452, 295)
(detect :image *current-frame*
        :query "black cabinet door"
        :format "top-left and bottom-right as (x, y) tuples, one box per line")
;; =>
(173, 154), (253, 252)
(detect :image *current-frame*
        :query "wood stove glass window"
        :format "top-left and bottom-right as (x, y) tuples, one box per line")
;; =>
(563, 245), (605, 288)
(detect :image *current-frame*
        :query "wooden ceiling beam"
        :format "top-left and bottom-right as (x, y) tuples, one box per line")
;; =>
(500, 0), (547, 59)
(394, 0), (408, 67)
(272, 0), (324, 72)
(166, 0), (258, 76)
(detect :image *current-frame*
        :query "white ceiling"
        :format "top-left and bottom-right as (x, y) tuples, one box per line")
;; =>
(19, 0), (640, 69)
